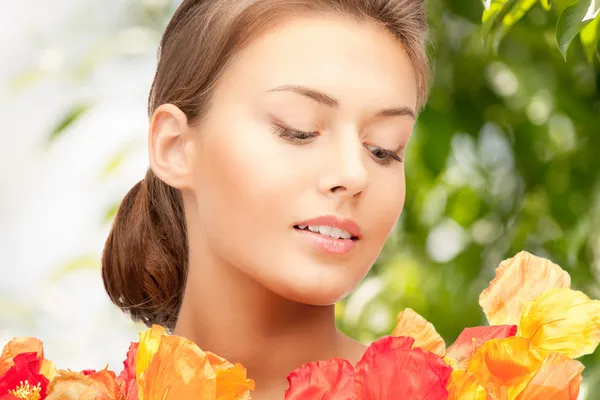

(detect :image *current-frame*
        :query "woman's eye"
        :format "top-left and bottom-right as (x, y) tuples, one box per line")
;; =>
(365, 144), (403, 166)
(273, 124), (319, 142)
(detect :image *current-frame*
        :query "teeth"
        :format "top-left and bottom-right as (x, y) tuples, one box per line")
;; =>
(301, 225), (352, 239)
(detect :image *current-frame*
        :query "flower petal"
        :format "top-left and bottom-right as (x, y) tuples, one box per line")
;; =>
(446, 325), (517, 369)
(284, 358), (355, 400)
(135, 325), (167, 382)
(355, 336), (451, 400)
(40, 359), (57, 380)
(137, 334), (217, 400)
(0, 352), (49, 398)
(519, 287), (600, 359)
(392, 309), (446, 356)
(0, 338), (44, 377)
(479, 251), (571, 325)
(204, 351), (255, 399)
(85, 368), (121, 400)
(46, 369), (122, 400)
(117, 342), (139, 400)
(215, 363), (255, 400)
(515, 353), (583, 400)
(468, 336), (542, 395)
(447, 370), (487, 400)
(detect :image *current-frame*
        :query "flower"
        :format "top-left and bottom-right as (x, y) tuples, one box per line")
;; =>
(45, 369), (123, 400)
(117, 342), (138, 400)
(284, 335), (452, 399)
(0, 352), (49, 400)
(447, 251), (599, 399)
(136, 325), (254, 400)
(479, 251), (571, 326)
(478, 251), (600, 360)
(0, 338), (56, 381)
(392, 308), (517, 369)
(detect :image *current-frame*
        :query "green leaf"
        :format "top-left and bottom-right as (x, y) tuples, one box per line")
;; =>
(580, 12), (600, 62)
(100, 140), (135, 180)
(481, 0), (537, 52)
(103, 201), (121, 224)
(47, 103), (91, 145)
(556, 0), (594, 59)
(541, 0), (552, 10)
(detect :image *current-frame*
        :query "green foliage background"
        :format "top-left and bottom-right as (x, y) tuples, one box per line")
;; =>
(335, 0), (600, 396)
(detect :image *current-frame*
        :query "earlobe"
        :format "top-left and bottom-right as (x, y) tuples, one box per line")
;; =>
(148, 104), (194, 190)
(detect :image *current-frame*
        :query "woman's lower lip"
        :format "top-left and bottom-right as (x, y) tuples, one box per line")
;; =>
(294, 228), (357, 254)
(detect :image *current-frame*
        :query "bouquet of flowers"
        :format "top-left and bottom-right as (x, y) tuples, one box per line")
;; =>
(1, 251), (599, 399)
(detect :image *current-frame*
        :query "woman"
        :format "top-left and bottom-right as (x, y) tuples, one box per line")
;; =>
(102, 0), (429, 398)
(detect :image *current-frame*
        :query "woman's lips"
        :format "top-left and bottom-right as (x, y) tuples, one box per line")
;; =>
(294, 217), (360, 254)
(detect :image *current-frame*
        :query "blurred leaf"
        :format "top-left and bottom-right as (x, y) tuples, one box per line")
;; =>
(580, 12), (600, 62)
(7, 70), (49, 96)
(48, 255), (100, 283)
(541, 0), (552, 10)
(103, 201), (121, 224)
(100, 140), (136, 180)
(481, 0), (537, 52)
(47, 103), (91, 146)
(556, 0), (594, 59)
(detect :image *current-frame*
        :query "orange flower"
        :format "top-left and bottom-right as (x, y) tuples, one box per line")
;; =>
(479, 251), (600, 361)
(392, 308), (517, 369)
(479, 251), (570, 326)
(0, 338), (56, 380)
(135, 325), (254, 400)
(449, 337), (585, 400)
(447, 370), (486, 400)
(447, 251), (597, 399)
(45, 369), (123, 400)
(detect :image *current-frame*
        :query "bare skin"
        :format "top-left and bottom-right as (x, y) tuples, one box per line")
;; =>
(149, 14), (418, 400)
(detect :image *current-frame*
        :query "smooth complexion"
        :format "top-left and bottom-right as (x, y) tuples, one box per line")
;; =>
(148, 14), (418, 399)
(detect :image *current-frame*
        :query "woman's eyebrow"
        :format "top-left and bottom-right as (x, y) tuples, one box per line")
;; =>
(266, 84), (416, 119)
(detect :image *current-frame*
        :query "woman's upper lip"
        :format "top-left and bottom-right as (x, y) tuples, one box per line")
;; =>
(294, 215), (361, 238)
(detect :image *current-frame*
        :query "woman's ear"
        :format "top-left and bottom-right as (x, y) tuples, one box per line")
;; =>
(148, 104), (194, 190)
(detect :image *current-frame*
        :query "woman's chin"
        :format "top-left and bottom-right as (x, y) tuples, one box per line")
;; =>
(268, 277), (355, 306)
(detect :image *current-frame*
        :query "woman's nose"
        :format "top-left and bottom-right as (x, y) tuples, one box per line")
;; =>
(318, 133), (368, 201)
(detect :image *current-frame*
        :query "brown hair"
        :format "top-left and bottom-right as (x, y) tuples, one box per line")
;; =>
(102, 0), (430, 331)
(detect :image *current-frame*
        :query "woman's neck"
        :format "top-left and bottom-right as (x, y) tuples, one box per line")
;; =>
(173, 246), (365, 398)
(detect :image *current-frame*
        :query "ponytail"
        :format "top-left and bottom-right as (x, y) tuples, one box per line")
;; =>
(102, 169), (188, 330)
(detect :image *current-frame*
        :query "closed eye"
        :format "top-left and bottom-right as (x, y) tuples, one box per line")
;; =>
(273, 124), (319, 142)
(365, 144), (403, 165)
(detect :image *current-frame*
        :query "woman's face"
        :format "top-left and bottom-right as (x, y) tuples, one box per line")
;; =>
(183, 15), (418, 305)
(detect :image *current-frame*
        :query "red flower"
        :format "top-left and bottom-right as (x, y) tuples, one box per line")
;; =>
(0, 352), (49, 398)
(117, 342), (139, 400)
(285, 336), (452, 400)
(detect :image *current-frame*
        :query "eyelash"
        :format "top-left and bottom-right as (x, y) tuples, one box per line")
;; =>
(273, 124), (403, 166)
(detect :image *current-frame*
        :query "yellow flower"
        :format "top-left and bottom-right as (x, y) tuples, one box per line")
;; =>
(518, 288), (600, 359)
(392, 309), (517, 370)
(135, 325), (167, 382)
(468, 336), (543, 398)
(447, 369), (487, 400)
(479, 251), (570, 326)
